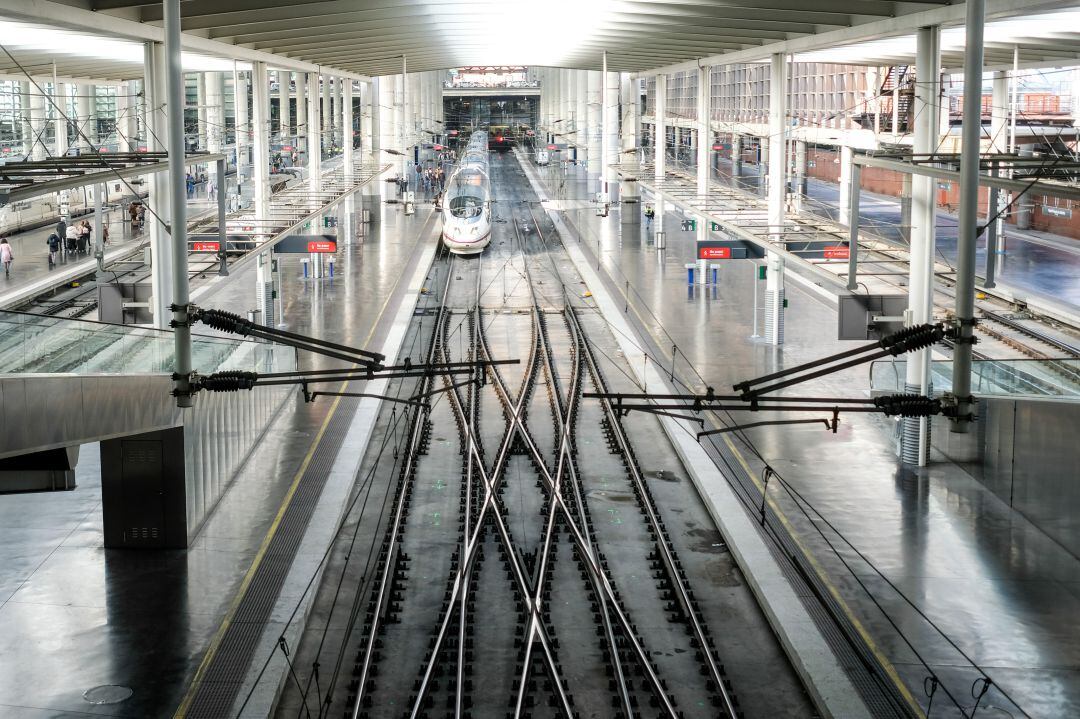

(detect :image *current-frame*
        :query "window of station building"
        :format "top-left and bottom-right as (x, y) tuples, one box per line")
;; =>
(0, 80), (24, 155)
(94, 85), (118, 150)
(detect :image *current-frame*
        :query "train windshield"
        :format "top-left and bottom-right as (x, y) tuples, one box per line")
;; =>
(446, 169), (487, 218)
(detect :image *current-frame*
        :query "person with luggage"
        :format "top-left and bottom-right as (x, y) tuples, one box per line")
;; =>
(46, 232), (61, 266)
(65, 224), (78, 255)
(77, 220), (91, 254)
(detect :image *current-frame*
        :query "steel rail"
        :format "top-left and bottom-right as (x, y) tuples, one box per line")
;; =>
(511, 204), (635, 718)
(408, 251), (573, 719)
(350, 250), (455, 719)
(519, 190), (740, 718)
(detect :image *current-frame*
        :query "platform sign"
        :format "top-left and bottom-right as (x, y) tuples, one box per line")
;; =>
(711, 143), (731, 151)
(190, 240), (221, 252)
(699, 246), (731, 260)
(697, 239), (765, 260)
(274, 234), (338, 254)
(790, 242), (851, 260)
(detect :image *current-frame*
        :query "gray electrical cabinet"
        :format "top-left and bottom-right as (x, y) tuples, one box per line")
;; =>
(838, 294), (909, 340)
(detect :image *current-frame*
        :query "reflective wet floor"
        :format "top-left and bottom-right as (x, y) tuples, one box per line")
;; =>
(532, 158), (1080, 718)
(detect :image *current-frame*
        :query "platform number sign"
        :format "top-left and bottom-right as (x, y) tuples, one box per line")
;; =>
(323, 216), (338, 228)
(710, 222), (721, 232)
(680, 219), (697, 232)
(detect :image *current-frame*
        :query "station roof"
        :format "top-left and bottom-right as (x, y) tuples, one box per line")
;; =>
(0, 0), (1078, 80)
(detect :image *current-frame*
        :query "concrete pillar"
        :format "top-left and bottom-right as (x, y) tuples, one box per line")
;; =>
(900, 173), (913, 244)
(765, 53), (787, 346)
(197, 73), (208, 150)
(587, 70), (602, 189)
(121, 81), (139, 152)
(620, 73), (640, 220)
(838, 144), (854, 226)
(307, 72), (322, 181)
(394, 73), (405, 173)
(145, 41), (173, 328)
(278, 71), (291, 140)
(731, 133), (742, 177)
(380, 75), (396, 162)
(758, 136), (768, 197)
(654, 73), (667, 246)
(989, 70), (1009, 250)
(602, 59), (620, 200)
(902, 25), (941, 465)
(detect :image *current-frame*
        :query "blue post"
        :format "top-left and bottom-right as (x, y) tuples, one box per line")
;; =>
(302, 258), (309, 278)
(685, 263), (696, 284)
(328, 258), (334, 277)
(711, 266), (718, 284)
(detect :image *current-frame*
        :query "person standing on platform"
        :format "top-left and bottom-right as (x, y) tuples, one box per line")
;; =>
(55, 218), (67, 246)
(47, 232), (61, 267)
(0, 238), (14, 279)
(65, 224), (78, 255)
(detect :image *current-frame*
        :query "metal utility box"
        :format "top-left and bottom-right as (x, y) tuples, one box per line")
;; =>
(838, 294), (908, 340)
(100, 427), (188, 549)
(98, 280), (154, 325)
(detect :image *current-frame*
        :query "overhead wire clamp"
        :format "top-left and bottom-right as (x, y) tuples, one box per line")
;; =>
(196, 370), (259, 392)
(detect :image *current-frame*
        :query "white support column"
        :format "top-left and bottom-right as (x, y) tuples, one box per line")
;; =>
(308, 72), (323, 182)
(654, 73), (667, 248)
(146, 41), (173, 328)
(765, 53), (787, 347)
(602, 54), (620, 201)
(380, 75), (396, 164)
(731, 133), (742, 176)
(576, 70), (588, 164)
(794, 139), (807, 200)
(76, 85), (93, 150)
(902, 25), (942, 466)
(344, 79), (354, 171)
(619, 73), (640, 220)
(54, 83), (69, 157)
(838, 144), (854, 226)
(295, 71), (307, 166)
(695, 65), (710, 283)
(234, 67), (250, 187)
(336, 75), (344, 154)
(587, 70), (602, 190)
(206, 72), (223, 154)
(322, 74), (332, 139)
(197, 73), (208, 150)
(278, 71), (291, 141)
(252, 61), (274, 327)
(365, 78), (383, 221)
(986, 69), (1009, 277)
(206, 71), (224, 201)
(120, 81), (138, 152)
(28, 82), (47, 160)
(394, 72), (406, 172)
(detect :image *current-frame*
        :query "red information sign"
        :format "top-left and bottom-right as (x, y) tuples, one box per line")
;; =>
(191, 241), (220, 252)
(307, 240), (337, 253)
(823, 245), (850, 259)
(282, 145), (294, 151)
(547, 144), (557, 150)
(699, 246), (731, 260)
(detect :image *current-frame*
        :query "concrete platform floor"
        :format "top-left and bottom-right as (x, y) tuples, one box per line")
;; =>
(534, 160), (1080, 718)
(0, 191), (435, 718)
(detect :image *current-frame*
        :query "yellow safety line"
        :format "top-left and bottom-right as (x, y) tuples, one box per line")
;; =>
(713, 425), (925, 717)
(175, 211), (438, 718)
(607, 268), (926, 718)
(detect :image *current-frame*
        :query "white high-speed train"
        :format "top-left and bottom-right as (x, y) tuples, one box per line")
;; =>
(441, 131), (491, 255)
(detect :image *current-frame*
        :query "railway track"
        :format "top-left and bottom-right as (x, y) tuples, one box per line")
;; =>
(320, 156), (769, 719)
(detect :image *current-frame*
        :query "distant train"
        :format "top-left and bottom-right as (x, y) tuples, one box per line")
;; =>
(441, 131), (491, 255)
(488, 125), (513, 153)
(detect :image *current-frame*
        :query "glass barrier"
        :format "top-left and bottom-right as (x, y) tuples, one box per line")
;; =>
(870, 357), (1080, 399)
(0, 310), (295, 375)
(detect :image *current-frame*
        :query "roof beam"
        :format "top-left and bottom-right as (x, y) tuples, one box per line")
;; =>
(0, 0), (370, 80)
(638, 0), (1071, 76)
